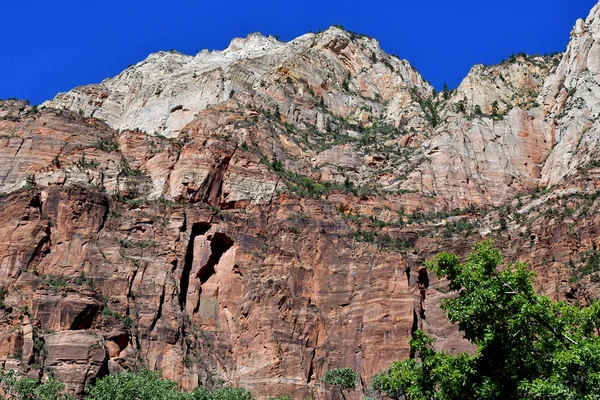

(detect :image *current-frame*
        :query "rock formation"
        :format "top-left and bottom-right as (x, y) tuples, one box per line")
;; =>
(1, 2), (600, 398)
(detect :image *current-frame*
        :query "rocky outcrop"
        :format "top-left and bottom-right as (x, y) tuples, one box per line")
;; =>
(43, 29), (432, 139)
(2, 2), (600, 399)
(538, 2), (600, 185)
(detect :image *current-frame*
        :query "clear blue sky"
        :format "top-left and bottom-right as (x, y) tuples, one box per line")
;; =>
(1, 0), (596, 105)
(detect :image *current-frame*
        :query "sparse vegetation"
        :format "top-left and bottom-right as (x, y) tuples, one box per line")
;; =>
(24, 175), (37, 189)
(0, 286), (7, 310)
(94, 135), (120, 152)
(570, 249), (600, 282)
(410, 88), (439, 127)
(76, 154), (99, 170)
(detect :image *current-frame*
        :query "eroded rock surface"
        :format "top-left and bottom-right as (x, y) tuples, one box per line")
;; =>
(2, 2), (600, 399)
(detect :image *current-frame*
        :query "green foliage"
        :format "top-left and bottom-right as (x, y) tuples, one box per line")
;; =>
(101, 305), (134, 330)
(455, 100), (466, 114)
(86, 369), (253, 400)
(192, 387), (253, 400)
(268, 395), (291, 400)
(74, 272), (96, 291)
(0, 286), (7, 309)
(94, 136), (120, 152)
(88, 369), (182, 400)
(442, 83), (450, 100)
(370, 240), (600, 400)
(76, 154), (99, 170)
(372, 333), (475, 400)
(261, 152), (376, 199)
(51, 154), (61, 168)
(354, 230), (414, 250)
(443, 220), (475, 238)
(410, 88), (439, 127)
(271, 155), (283, 172)
(0, 369), (73, 400)
(120, 158), (146, 177)
(119, 239), (157, 249)
(43, 274), (68, 289)
(491, 100), (500, 119)
(570, 249), (600, 282)
(24, 175), (37, 189)
(321, 367), (358, 400)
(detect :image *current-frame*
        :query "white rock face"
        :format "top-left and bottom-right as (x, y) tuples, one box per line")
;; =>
(396, 1), (600, 205)
(43, 29), (433, 138)
(35, 1), (600, 207)
(449, 54), (560, 116)
(539, 2), (600, 185)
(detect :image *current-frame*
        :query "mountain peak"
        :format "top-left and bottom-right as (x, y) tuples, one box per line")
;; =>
(43, 26), (431, 138)
(223, 32), (283, 54)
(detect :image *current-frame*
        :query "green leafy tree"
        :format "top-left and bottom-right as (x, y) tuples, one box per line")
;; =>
(321, 367), (358, 400)
(370, 240), (600, 400)
(88, 369), (253, 400)
(0, 369), (73, 400)
(86, 369), (186, 400)
(491, 100), (500, 118)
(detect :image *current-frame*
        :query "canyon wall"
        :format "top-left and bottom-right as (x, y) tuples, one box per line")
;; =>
(1, 2), (600, 398)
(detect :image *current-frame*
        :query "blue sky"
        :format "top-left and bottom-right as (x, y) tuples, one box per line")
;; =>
(1, 0), (596, 105)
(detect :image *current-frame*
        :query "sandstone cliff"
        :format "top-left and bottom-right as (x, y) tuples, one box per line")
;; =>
(1, 2), (600, 399)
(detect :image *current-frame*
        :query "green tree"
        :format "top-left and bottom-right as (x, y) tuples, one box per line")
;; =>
(88, 369), (253, 400)
(86, 369), (185, 400)
(0, 369), (73, 400)
(370, 240), (600, 399)
(442, 83), (450, 100)
(492, 100), (500, 118)
(321, 367), (358, 400)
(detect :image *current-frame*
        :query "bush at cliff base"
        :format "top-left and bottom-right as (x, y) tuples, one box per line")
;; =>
(0, 368), (253, 400)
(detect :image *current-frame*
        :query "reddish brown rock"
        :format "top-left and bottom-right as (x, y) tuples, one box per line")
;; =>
(1, 3), (600, 399)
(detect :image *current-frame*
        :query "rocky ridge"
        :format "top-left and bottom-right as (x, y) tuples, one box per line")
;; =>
(1, 3), (600, 399)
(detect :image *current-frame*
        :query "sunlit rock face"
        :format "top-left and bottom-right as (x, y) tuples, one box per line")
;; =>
(2, 2), (600, 398)
(43, 28), (432, 139)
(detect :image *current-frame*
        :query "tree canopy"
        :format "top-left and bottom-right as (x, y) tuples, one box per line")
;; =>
(371, 240), (600, 399)
(321, 367), (358, 400)
(0, 369), (254, 400)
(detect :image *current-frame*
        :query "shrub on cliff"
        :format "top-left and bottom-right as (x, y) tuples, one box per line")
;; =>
(370, 240), (600, 399)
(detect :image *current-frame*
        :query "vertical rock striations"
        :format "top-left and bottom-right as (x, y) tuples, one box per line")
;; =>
(1, 2), (600, 398)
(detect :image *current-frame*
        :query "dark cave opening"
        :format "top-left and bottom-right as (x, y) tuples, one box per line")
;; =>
(69, 304), (100, 330)
(179, 222), (211, 310)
